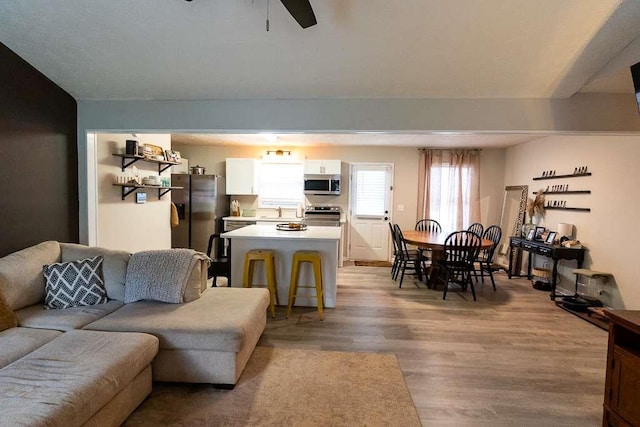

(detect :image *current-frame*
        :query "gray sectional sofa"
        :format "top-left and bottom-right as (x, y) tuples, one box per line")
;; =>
(0, 241), (270, 426)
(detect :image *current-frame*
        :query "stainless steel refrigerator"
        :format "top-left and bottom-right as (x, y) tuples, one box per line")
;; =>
(171, 174), (229, 255)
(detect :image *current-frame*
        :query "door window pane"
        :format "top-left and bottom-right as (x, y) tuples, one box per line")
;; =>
(355, 170), (386, 217)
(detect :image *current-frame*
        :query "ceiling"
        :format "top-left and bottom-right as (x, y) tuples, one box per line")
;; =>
(1, 0), (640, 101)
(3, 1), (640, 148)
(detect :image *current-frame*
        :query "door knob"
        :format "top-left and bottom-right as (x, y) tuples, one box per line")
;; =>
(384, 217), (389, 221)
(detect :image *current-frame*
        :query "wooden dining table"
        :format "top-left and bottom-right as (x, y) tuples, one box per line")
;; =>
(402, 230), (494, 289)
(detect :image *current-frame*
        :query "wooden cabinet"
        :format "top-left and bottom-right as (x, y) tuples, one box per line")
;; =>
(226, 158), (259, 195)
(603, 310), (640, 427)
(304, 159), (341, 175)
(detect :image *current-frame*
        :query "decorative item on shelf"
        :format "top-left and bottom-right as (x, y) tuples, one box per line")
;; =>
(131, 166), (141, 184)
(164, 150), (181, 163)
(125, 139), (139, 155)
(142, 175), (161, 186)
(573, 166), (588, 175)
(140, 143), (164, 160)
(557, 223), (573, 241)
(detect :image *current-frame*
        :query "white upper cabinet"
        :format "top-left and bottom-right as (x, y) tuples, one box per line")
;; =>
(226, 158), (259, 195)
(304, 159), (341, 175)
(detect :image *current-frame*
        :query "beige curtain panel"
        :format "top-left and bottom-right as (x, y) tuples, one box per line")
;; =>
(417, 148), (481, 231)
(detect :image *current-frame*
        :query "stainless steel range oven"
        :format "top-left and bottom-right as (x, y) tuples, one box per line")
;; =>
(304, 206), (341, 226)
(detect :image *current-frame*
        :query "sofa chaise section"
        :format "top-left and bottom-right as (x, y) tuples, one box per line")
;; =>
(0, 329), (158, 427)
(0, 327), (61, 368)
(84, 287), (270, 386)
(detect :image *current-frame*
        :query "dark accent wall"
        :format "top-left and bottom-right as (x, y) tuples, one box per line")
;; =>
(0, 42), (78, 256)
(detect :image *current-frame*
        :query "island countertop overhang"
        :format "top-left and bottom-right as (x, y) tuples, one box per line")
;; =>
(221, 224), (341, 241)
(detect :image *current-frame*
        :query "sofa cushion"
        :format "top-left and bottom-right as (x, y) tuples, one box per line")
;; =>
(60, 243), (130, 302)
(0, 327), (61, 369)
(0, 241), (60, 311)
(15, 300), (124, 331)
(0, 291), (16, 332)
(0, 329), (158, 427)
(183, 258), (209, 303)
(43, 256), (108, 309)
(85, 287), (269, 352)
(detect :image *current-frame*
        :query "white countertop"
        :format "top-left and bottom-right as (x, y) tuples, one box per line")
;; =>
(223, 215), (347, 224)
(222, 224), (341, 240)
(223, 216), (300, 222)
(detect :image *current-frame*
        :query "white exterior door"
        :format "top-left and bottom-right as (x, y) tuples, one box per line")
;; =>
(348, 163), (393, 261)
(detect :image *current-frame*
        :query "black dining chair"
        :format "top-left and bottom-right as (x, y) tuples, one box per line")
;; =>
(438, 230), (482, 300)
(389, 223), (401, 279)
(474, 225), (503, 291)
(415, 219), (442, 233)
(467, 222), (484, 237)
(414, 219), (441, 271)
(206, 233), (231, 287)
(393, 224), (423, 287)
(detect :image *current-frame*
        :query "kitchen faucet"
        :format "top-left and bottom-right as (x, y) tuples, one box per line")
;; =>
(276, 206), (282, 217)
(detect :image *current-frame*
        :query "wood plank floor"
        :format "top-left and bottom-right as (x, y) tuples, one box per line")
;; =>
(258, 264), (608, 426)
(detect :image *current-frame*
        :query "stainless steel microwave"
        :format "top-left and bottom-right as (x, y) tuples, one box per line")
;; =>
(303, 175), (341, 195)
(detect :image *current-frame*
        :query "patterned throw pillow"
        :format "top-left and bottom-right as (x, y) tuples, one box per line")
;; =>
(43, 256), (108, 309)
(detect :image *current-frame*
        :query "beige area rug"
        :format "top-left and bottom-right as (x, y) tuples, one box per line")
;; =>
(125, 347), (420, 426)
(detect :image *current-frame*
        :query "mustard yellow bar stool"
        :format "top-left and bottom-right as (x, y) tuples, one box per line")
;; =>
(287, 250), (324, 321)
(243, 249), (279, 318)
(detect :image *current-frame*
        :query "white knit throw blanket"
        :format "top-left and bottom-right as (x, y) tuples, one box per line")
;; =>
(124, 249), (205, 304)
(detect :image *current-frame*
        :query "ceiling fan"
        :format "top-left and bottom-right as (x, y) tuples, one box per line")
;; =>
(279, 0), (317, 29)
(184, 0), (317, 29)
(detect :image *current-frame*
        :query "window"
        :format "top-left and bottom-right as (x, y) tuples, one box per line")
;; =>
(258, 162), (304, 208)
(354, 169), (386, 217)
(429, 164), (472, 231)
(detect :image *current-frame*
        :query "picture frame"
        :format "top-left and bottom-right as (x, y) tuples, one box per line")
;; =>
(534, 226), (545, 241)
(526, 229), (536, 241)
(545, 231), (557, 244)
(164, 149), (181, 163)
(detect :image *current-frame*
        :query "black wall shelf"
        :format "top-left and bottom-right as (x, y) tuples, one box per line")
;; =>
(545, 206), (591, 212)
(533, 190), (591, 195)
(112, 183), (182, 200)
(533, 173), (591, 181)
(113, 153), (181, 175)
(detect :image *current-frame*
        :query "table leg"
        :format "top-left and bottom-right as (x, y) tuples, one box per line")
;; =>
(550, 259), (559, 300)
(508, 244), (514, 278)
(426, 249), (446, 289)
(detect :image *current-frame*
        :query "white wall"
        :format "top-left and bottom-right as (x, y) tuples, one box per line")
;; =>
(76, 94), (640, 243)
(96, 133), (172, 252)
(505, 135), (640, 309)
(172, 143), (506, 230)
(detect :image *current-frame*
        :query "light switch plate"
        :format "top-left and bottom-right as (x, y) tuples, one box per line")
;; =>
(397, 204), (405, 212)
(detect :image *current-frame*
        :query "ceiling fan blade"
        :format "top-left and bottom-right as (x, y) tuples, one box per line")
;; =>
(280, 0), (317, 28)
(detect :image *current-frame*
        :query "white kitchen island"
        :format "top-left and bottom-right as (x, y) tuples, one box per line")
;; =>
(221, 224), (341, 308)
